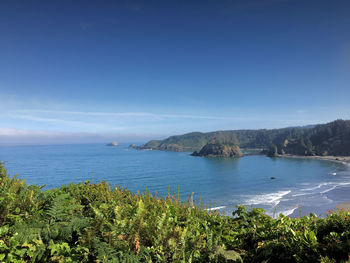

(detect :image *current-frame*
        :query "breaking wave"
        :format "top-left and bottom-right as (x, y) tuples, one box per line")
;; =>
(244, 190), (291, 207)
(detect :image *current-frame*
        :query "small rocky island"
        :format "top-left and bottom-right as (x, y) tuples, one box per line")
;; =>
(192, 142), (243, 158)
(106, 141), (119, 146)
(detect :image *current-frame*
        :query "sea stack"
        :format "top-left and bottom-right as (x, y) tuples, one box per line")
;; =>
(106, 141), (119, 146)
(192, 142), (243, 158)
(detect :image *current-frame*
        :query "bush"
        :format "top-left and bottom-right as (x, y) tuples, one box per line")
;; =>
(0, 162), (349, 262)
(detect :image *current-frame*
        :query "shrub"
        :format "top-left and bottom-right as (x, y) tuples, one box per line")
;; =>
(0, 162), (349, 262)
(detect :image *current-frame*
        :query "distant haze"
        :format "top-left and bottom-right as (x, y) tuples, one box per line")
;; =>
(0, 129), (162, 146)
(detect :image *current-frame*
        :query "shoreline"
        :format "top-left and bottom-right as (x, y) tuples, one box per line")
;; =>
(278, 154), (350, 165)
(338, 202), (350, 212)
(279, 154), (350, 216)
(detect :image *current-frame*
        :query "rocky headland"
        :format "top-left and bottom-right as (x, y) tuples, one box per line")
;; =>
(106, 141), (119, 146)
(192, 143), (243, 157)
(134, 119), (350, 158)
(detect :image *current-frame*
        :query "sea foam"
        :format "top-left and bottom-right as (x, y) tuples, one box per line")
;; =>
(244, 190), (291, 207)
(207, 206), (226, 211)
(280, 206), (299, 216)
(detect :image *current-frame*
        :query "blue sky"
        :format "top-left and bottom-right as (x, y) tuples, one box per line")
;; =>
(1, 0), (350, 144)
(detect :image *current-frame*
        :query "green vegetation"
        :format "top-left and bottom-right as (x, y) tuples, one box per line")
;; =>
(139, 120), (350, 157)
(192, 143), (243, 158)
(1, 162), (350, 262)
(140, 133), (214, 152)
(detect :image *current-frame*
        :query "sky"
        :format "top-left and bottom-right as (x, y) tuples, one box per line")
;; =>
(1, 0), (350, 144)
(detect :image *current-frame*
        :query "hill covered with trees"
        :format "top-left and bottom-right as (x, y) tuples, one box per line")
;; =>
(138, 120), (350, 157)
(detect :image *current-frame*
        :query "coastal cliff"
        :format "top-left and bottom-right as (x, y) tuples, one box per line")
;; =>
(137, 119), (350, 158)
(106, 141), (119, 146)
(192, 143), (243, 157)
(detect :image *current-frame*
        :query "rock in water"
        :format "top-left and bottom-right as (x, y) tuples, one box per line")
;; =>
(106, 142), (118, 146)
(192, 143), (243, 157)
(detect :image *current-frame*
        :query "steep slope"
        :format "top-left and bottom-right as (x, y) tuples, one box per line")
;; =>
(138, 120), (350, 157)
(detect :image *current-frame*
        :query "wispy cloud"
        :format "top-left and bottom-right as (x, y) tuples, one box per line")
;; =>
(9, 112), (129, 132)
(0, 107), (333, 145)
(15, 109), (255, 121)
(0, 128), (55, 137)
(0, 128), (162, 145)
(10, 109), (324, 131)
(13, 114), (89, 126)
(13, 109), (323, 126)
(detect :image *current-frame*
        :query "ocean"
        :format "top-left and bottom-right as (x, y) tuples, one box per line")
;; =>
(1, 143), (349, 217)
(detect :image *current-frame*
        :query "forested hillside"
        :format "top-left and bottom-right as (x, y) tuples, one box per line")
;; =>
(138, 120), (350, 157)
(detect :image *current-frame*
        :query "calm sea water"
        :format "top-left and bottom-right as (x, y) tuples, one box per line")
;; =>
(1, 143), (349, 217)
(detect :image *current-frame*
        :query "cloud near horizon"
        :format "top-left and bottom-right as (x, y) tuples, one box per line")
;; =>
(0, 106), (346, 145)
(0, 128), (161, 145)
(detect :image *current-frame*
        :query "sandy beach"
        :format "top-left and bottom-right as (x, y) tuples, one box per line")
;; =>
(338, 202), (350, 212)
(280, 154), (350, 165)
(280, 154), (350, 216)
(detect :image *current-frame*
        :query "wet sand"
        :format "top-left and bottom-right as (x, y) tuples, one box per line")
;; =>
(280, 154), (350, 165)
(338, 202), (350, 212)
(281, 154), (350, 217)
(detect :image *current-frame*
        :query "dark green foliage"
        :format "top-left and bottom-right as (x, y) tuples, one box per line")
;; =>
(142, 132), (214, 151)
(140, 120), (350, 157)
(192, 143), (243, 157)
(0, 162), (349, 262)
(267, 145), (278, 157)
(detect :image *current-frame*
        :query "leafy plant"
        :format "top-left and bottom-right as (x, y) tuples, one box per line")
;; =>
(0, 162), (349, 262)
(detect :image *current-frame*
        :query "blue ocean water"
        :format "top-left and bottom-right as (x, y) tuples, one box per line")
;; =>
(1, 143), (349, 217)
